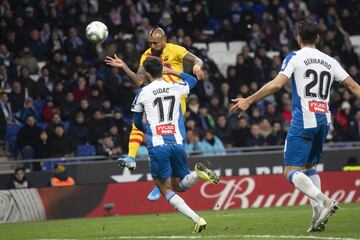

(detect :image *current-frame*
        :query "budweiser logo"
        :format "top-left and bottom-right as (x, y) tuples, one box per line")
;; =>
(200, 177), (360, 210)
(156, 124), (176, 135)
(308, 101), (328, 113)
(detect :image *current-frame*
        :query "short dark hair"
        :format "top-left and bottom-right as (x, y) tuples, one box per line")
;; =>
(143, 57), (163, 79)
(297, 21), (318, 44)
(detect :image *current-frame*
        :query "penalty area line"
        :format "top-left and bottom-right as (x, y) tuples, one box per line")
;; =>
(36, 234), (360, 240)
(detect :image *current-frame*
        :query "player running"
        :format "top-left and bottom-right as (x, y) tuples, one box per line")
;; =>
(129, 57), (219, 233)
(105, 27), (204, 202)
(230, 21), (360, 232)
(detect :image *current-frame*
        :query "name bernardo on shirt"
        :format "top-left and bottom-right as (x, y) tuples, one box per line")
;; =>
(303, 58), (332, 70)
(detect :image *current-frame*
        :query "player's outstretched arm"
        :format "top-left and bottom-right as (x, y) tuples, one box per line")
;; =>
(342, 76), (360, 99)
(230, 74), (288, 117)
(163, 67), (198, 89)
(183, 52), (204, 80)
(105, 54), (146, 86)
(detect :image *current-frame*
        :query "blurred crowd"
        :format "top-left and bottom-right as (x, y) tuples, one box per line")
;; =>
(1, 0), (360, 170)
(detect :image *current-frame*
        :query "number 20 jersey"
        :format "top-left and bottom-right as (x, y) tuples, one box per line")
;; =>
(279, 47), (349, 129)
(131, 80), (189, 147)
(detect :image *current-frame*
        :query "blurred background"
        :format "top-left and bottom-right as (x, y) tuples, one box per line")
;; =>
(0, 0), (359, 194)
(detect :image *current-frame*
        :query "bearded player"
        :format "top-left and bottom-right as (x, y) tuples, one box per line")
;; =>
(105, 28), (204, 201)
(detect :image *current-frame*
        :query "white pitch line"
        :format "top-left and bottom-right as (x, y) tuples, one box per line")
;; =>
(36, 234), (360, 240)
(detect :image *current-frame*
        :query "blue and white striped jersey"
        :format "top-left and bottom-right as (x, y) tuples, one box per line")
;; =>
(131, 79), (189, 148)
(279, 47), (349, 129)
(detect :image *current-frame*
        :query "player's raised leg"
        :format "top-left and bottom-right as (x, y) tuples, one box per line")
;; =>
(118, 123), (144, 165)
(147, 96), (189, 202)
(150, 144), (207, 233)
(304, 167), (324, 232)
(284, 126), (339, 231)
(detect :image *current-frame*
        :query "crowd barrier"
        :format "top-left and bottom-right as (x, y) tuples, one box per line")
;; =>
(1, 144), (360, 189)
(0, 171), (359, 223)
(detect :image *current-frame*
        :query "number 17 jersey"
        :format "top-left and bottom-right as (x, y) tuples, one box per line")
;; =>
(279, 47), (349, 129)
(131, 80), (190, 148)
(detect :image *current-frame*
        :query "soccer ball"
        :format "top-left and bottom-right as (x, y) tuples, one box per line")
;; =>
(86, 21), (108, 44)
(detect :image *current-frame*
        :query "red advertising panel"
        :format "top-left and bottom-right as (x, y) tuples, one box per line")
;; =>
(3, 171), (359, 223)
(85, 171), (360, 218)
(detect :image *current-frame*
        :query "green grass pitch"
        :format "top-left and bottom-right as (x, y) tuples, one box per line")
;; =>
(1, 203), (359, 240)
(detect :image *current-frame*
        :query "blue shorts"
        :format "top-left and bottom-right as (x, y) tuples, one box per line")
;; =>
(148, 144), (190, 180)
(284, 125), (329, 167)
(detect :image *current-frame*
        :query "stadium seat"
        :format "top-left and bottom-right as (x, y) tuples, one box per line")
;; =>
(42, 160), (64, 171)
(34, 99), (45, 113)
(349, 35), (360, 46)
(207, 51), (237, 76)
(5, 125), (21, 142)
(5, 124), (22, 155)
(77, 144), (96, 157)
(349, 35), (360, 55)
(228, 41), (247, 52)
(123, 34), (133, 40)
(208, 42), (228, 52)
(62, 121), (70, 131)
(37, 61), (46, 71)
(267, 51), (280, 58)
(36, 122), (48, 130)
(192, 42), (208, 50)
(30, 74), (40, 81)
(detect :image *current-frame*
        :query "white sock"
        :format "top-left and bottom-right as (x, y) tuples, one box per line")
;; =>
(307, 171), (322, 208)
(179, 171), (198, 190)
(291, 171), (329, 206)
(166, 191), (200, 223)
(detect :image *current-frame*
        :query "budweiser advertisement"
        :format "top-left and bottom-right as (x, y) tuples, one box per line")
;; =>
(0, 171), (359, 223)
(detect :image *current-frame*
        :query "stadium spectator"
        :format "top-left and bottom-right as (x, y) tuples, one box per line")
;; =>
(8, 81), (26, 114)
(266, 122), (286, 146)
(35, 131), (50, 163)
(108, 125), (125, 153)
(196, 105), (215, 134)
(88, 110), (107, 144)
(184, 129), (201, 155)
(232, 117), (250, 147)
(46, 113), (62, 138)
(96, 133), (122, 157)
(0, 91), (16, 124)
(16, 115), (41, 167)
(214, 114), (233, 148)
(0, 0), (360, 160)
(52, 81), (66, 107)
(49, 164), (75, 187)
(67, 112), (89, 145)
(246, 124), (265, 147)
(61, 92), (78, 121)
(19, 97), (40, 123)
(198, 129), (226, 156)
(37, 66), (54, 99)
(347, 110), (360, 141)
(42, 97), (59, 123)
(49, 124), (76, 158)
(18, 65), (39, 99)
(73, 75), (90, 102)
(7, 167), (33, 189)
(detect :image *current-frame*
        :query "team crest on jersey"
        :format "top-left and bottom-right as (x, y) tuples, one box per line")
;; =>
(156, 124), (176, 135)
(163, 56), (169, 61)
(308, 101), (328, 113)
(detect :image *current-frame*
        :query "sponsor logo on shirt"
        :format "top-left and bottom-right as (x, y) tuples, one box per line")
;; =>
(308, 101), (328, 113)
(156, 124), (176, 135)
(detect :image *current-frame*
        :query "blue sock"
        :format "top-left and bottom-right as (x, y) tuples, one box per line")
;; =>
(304, 168), (317, 177)
(165, 190), (176, 202)
(287, 169), (301, 184)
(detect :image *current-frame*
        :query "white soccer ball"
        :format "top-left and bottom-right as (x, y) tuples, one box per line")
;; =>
(86, 21), (108, 44)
